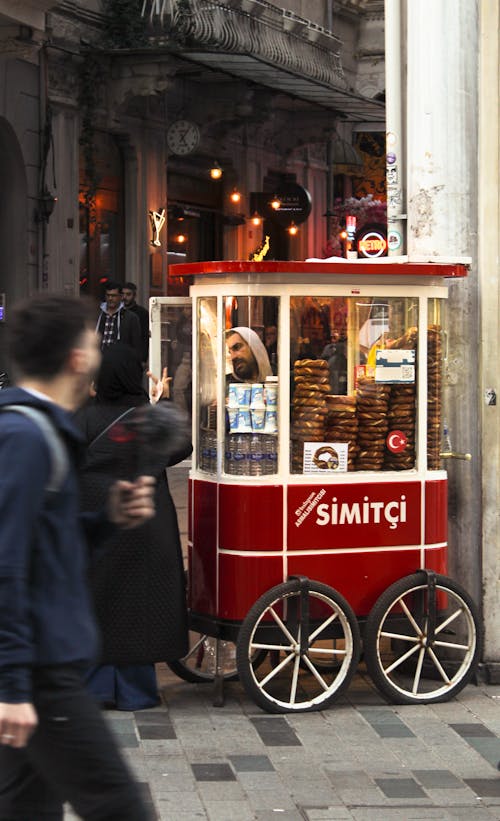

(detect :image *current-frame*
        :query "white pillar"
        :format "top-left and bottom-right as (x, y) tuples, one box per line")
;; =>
(406, 0), (476, 263)
(478, 0), (500, 678)
(405, 2), (483, 625)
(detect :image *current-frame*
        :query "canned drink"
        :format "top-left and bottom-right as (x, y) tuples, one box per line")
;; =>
(235, 383), (252, 406)
(264, 409), (278, 434)
(250, 383), (265, 407)
(228, 383), (239, 407)
(228, 407), (239, 432)
(251, 408), (266, 432)
(264, 381), (278, 406)
(238, 408), (252, 433)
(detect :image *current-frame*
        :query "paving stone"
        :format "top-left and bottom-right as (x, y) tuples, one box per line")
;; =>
(250, 716), (302, 747)
(302, 809), (354, 820)
(246, 787), (297, 811)
(463, 778), (500, 797)
(203, 799), (257, 820)
(139, 723), (177, 739)
(115, 732), (140, 748)
(191, 762), (236, 781)
(374, 777), (427, 799)
(229, 754), (275, 772)
(463, 737), (500, 768)
(450, 723), (496, 738)
(412, 769), (464, 789)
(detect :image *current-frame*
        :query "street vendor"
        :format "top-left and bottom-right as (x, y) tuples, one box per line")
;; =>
(226, 327), (272, 384)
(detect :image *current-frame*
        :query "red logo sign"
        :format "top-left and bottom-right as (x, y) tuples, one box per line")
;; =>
(358, 231), (387, 258)
(386, 430), (408, 453)
(287, 481), (421, 550)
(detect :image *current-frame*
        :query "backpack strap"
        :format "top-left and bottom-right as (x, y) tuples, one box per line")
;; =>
(1, 405), (69, 493)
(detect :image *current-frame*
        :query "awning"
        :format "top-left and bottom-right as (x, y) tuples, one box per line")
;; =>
(142, 0), (385, 123)
(175, 49), (385, 121)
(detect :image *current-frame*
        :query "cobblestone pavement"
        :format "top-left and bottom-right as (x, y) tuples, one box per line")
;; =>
(65, 461), (500, 820)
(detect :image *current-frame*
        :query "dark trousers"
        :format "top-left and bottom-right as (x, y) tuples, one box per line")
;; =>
(0, 666), (153, 820)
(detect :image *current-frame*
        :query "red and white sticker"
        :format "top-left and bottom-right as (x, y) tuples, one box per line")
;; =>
(386, 430), (408, 453)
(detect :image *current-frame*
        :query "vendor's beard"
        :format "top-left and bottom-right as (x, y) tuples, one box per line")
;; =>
(233, 358), (257, 381)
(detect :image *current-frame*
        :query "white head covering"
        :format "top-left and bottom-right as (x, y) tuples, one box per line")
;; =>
(228, 327), (273, 382)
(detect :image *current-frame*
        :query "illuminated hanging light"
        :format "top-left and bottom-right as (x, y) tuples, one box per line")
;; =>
(174, 232), (187, 244)
(250, 211), (262, 226)
(270, 196), (281, 211)
(287, 221), (299, 236)
(230, 188), (241, 204)
(209, 161), (223, 179)
(339, 229), (348, 240)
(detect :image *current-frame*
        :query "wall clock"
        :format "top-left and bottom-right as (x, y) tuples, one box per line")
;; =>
(167, 119), (201, 156)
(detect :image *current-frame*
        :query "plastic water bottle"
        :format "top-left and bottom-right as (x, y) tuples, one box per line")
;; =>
(232, 434), (249, 475)
(207, 431), (217, 473)
(200, 431), (210, 471)
(263, 434), (278, 474)
(225, 435), (235, 475)
(249, 434), (265, 476)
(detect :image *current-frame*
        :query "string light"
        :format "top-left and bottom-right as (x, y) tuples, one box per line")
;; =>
(174, 233), (187, 244)
(230, 188), (241, 204)
(250, 212), (262, 226)
(209, 161), (223, 179)
(270, 196), (281, 211)
(287, 222), (299, 236)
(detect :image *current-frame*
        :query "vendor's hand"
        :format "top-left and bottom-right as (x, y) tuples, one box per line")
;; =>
(0, 702), (37, 748)
(147, 367), (172, 403)
(108, 476), (156, 529)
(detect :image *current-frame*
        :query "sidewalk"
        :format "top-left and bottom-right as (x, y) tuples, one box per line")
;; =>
(66, 460), (500, 820)
(68, 665), (500, 821)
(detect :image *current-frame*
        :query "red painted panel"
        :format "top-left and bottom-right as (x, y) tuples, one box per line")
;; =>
(287, 549), (423, 616)
(287, 481), (421, 550)
(219, 484), (284, 551)
(189, 479), (217, 615)
(425, 479), (448, 544)
(423, 545), (448, 576)
(188, 478), (193, 542)
(170, 260), (467, 279)
(218, 554), (284, 620)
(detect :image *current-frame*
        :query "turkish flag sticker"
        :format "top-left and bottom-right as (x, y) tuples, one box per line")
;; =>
(386, 430), (408, 453)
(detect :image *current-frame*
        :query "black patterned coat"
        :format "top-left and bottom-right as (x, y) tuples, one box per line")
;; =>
(76, 397), (190, 665)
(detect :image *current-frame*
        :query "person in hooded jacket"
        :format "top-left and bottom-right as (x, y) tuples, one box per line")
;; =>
(226, 326), (272, 384)
(95, 281), (143, 363)
(75, 343), (191, 710)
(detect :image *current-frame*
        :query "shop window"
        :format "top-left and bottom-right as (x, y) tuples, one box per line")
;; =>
(79, 133), (124, 298)
(288, 296), (446, 474)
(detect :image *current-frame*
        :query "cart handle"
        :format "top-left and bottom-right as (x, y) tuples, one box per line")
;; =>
(440, 451), (472, 461)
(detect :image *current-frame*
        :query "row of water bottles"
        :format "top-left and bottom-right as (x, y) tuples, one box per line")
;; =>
(226, 433), (277, 475)
(199, 431), (278, 474)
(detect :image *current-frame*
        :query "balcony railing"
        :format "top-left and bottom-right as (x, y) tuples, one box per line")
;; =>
(141, 0), (345, 89)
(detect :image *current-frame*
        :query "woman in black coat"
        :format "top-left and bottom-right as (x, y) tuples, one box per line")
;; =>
(76, 344), (190, 710)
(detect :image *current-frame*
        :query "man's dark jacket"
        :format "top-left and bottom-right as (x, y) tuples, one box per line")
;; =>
(96, 305), (143, 362)
(126, 302), (149, 363)
(0, 388), (114, 703)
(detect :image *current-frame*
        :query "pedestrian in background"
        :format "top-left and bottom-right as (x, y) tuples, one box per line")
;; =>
(122, 281), (150, 366)
(0, 295), (156, 820)
(75, 343), (191, 711)
(95, 280), (142, 362)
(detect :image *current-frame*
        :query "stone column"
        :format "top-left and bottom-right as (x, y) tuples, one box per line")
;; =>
(478, 0), (500, 680)
(406, 2), (482, 611)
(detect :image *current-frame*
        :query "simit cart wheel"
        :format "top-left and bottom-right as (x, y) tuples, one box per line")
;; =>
(168, 631), (267, 684)
(364, 572), (482, 705)
(236, 578), (360, 713)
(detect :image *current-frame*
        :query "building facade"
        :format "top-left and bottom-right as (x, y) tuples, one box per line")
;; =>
(0, 0), (498, 678)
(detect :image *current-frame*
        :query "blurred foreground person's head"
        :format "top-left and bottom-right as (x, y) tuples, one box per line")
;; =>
(7, 294), (100, 408)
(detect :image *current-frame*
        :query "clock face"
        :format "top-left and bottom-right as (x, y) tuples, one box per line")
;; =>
(167, 119), (201, 155)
